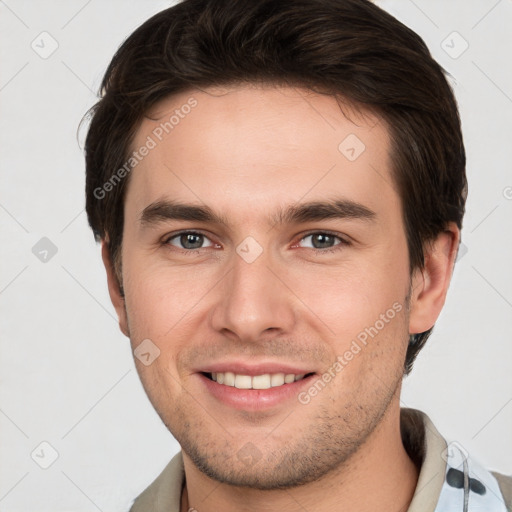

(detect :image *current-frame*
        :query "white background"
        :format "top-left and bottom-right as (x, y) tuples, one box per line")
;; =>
(0, 0), (511, 510)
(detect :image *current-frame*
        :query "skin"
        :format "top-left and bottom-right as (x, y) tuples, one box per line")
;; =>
(102, 84), (459, 512)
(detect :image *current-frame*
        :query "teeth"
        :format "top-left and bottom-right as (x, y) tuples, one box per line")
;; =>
(210, 372), (308, 390)
(252, 374), (271, 389)
(271, 373), (285, 387)
(234, 374), (252, 389)
(224, 371), (235, 386)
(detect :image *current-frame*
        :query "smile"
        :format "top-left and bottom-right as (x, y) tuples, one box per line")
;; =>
(206, 372), (312, 390)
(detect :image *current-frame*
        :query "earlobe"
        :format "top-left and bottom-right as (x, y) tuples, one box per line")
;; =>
(408, 223), (460, 336)
(101, 239), (130, 338)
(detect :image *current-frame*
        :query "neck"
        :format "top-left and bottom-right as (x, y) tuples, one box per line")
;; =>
(180, 403), (419, 512)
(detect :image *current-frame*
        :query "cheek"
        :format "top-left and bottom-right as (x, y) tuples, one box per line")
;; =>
(288, 258), (408, 338)
(122, 263), (202, 403)
(122, 255), (218, 366)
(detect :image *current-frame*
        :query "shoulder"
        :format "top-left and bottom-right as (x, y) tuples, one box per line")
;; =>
(129, 451), (185, 512)
(492, 471), (512, 512)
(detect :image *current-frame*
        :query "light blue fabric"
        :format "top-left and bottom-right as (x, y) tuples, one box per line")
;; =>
(435, 441), (507, 512)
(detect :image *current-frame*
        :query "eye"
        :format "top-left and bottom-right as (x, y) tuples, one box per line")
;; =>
(297, 232), (349, 252)
(164, 231), (216, 251)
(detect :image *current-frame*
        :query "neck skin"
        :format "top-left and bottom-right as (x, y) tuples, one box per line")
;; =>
(180, 399), (420, 512)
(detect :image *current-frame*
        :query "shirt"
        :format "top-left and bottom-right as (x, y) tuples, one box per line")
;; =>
(129, 407), (512, 512)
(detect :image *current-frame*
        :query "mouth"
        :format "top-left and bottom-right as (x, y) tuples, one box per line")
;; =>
(202, 371), (315, 390)
(195, 361), (319, 411)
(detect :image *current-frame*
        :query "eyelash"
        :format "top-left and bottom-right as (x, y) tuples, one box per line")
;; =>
(162, 230), (350, 256)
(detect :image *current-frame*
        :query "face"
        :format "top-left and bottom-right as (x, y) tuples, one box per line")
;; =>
(108, 84), (429, 489)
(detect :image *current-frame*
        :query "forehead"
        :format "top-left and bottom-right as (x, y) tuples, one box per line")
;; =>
(126, 84), (397, 224)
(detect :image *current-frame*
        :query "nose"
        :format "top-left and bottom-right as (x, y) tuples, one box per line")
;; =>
(209, 245), (296, 343)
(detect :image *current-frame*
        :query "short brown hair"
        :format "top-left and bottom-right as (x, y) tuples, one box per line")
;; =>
(83, 0), (467, 375)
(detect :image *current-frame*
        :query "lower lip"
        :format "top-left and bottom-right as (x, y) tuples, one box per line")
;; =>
(197, 373), (316, 411)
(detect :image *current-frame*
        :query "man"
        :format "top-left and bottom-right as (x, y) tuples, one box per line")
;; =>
(83, 0), (511, 511)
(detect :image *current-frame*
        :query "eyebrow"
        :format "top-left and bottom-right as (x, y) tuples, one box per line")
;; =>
(139, 197), (376, 229)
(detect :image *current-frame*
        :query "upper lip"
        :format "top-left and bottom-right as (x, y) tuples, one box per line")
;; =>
(195, 360), (316, 376)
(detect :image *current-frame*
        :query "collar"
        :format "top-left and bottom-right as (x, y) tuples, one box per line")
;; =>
(401, 408), (448, 512)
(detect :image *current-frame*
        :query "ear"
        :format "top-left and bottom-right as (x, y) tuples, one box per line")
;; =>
(408, 222), (460, 335)
(101, 239), (130, 338)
